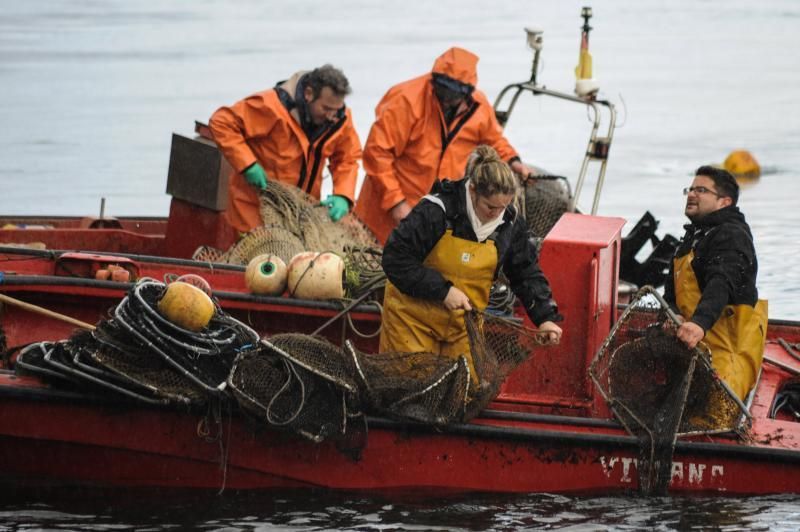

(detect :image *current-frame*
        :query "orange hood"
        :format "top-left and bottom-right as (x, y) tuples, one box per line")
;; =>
(431, 47), (478, 87)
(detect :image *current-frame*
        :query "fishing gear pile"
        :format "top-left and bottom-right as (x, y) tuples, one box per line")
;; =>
(227, 311), (552, 433)
(193, 180), (380, 266)
(589, 286), (748, 495)
(15, 280), (259, 406)
(11, 280), (551, 449)
(192, 180), (386, 301)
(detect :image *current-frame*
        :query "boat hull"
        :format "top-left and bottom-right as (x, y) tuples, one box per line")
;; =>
(2, 374), (800, 495)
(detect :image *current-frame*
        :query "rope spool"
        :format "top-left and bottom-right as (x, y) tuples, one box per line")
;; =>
(245, 253), (288, 296)
(157, 281), (215, 332)
(287, 251), (345, 300)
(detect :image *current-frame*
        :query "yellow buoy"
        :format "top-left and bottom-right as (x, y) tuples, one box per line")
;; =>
(287, 251), (345, 300)
(157, 281), (215, 332)
(245, 253), (287, 295)
(723, 150), (761, 178)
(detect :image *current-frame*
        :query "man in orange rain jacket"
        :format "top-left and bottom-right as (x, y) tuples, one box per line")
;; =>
(354, 47), (536, 244)
(210, 65), (362, 233)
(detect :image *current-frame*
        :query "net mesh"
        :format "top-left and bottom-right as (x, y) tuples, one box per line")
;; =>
(190, 180), (385, 298)
(215, 225), (305, 267)
(589, 286), (749, 494)
(258, 180), (380, 255)
(227, 311), (552, 432)
(523, 176), (571, 238)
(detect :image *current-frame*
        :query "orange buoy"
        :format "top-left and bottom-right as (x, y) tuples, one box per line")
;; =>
(287, 251), (345, 300)
(157, 281), (215, 331)
(245, 254), (287, 295)
(723, 150), (760, 178)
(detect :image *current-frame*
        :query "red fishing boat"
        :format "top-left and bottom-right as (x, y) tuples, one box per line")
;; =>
(2, 206), (800, 495)
(2, 13), (800, 495)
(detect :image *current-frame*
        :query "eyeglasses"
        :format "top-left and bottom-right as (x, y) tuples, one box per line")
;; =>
(683, 186), (722, 197)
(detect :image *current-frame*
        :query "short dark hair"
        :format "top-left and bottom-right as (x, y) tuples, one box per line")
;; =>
(695, 165), (739, 205)
(306, 64), (351, 99)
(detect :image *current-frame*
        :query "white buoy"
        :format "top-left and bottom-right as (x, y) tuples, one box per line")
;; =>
(287, 251), (345, 300)
(245, 254), (288, 296)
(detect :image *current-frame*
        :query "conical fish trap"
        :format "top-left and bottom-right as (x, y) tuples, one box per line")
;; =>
(346, 342), (472, 426)
(228, 334), (362, 443)
(589, 286), (748, 437)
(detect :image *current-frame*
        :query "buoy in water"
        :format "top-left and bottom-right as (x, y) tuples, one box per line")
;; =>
(287, 251), (345, 300)
(245, 254), (287, 295)
(157, 281), (215, 331)
(723, 150), (761, 178)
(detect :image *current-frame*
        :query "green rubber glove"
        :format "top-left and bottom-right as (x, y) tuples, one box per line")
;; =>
(321, 194), (350, 222)
(242, 163), (267, 190)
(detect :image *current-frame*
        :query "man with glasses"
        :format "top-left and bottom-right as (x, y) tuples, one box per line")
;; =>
(664, 165), (768, 400)
(354, 47), (536, 244)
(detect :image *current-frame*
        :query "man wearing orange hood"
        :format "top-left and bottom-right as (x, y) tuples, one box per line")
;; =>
(210, 65), (362, 233)
(354, 47), (535, 244)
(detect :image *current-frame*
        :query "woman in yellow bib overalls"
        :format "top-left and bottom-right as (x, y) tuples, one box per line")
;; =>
(379, 145), (562, 387)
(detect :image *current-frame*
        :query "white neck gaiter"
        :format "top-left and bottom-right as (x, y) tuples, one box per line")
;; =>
(465, 180), (506, 242)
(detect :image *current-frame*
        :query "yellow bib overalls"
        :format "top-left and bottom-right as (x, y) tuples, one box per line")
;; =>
(673, 251), (768, 399)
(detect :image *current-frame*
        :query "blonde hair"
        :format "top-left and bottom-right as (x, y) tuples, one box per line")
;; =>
(465, 145), (518, 198)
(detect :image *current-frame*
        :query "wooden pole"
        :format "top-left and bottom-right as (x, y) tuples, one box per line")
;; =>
(0, 293), (96, 331)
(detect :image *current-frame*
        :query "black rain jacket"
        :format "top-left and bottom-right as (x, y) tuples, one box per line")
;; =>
(664, 205), (759, 331)
(381, 179), (561, 326)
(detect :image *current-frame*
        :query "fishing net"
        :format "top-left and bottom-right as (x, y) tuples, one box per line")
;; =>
(589, 286), (749, 495)
(191, 245), (226, 264)
(258, 180), (379, 254)
(523, 175), (571, 239)
(228, 334), (364, 444)
(190, 181), (384, 300)
(212, 225), (305, 267)
(463, 311), (553, 419)
(228, 311), (552, 432)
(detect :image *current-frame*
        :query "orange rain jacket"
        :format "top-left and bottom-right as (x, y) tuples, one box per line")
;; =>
(210, 72), (362, 232)
(353, 47), (518, 244)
